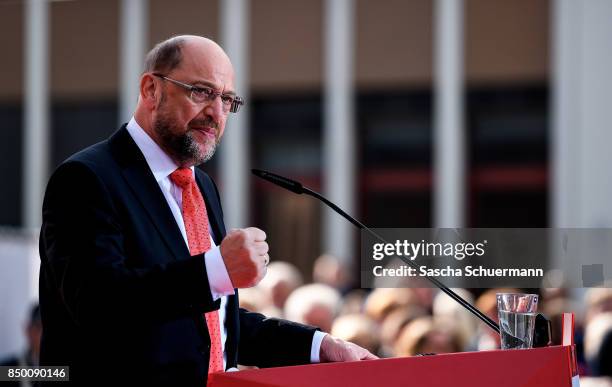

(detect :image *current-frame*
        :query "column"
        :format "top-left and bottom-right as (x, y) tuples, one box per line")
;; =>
(323, 0), (355, 263)
(433, 0), (465, 228)
(23, 0), (50, 230)
(220, 0), (250, 229)
(119, 0), (148, 124)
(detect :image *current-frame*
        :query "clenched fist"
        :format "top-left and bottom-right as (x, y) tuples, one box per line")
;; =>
(220, 227), (269, 288)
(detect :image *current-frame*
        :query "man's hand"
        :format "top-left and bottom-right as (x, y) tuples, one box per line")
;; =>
(220, 227), (269, 288)
(319, 334), (379, 362)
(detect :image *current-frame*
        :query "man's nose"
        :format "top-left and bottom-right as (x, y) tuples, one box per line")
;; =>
(202, 95), (224, 120)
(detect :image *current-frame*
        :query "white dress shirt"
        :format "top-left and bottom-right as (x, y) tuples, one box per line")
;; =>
(125, 118), (325, 368)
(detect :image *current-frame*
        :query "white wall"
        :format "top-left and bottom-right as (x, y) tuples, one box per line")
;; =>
(551, 0), (612, 305)
(0, 229), (39, 360)
(552, 0), (612, 228)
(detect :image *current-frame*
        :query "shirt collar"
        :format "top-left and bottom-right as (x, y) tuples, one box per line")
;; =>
(125, 117), (194, 182)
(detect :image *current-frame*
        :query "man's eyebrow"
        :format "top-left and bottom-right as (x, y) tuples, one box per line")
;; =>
(192, 79), (236, 96)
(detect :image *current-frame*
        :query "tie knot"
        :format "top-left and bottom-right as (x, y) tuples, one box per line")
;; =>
(169, 168), (194, 189)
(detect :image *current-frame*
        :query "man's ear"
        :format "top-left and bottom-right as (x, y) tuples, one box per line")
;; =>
(140, 73), (159, 110)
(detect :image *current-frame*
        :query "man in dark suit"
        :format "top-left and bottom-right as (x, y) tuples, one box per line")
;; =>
(38, 35), (375, 385)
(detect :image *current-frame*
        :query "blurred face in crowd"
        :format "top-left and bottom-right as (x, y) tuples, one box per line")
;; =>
(26, 319), (42, 363)
(304, 304), (335, 333)
(145, 37), (236, 167)
(418, 330), (458, 355)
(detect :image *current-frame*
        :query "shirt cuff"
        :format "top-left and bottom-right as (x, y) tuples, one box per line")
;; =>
(204, 246), (235, 300)
(310, 331), (327, 363)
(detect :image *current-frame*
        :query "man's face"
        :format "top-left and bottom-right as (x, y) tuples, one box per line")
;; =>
(151, 41), (235, 167)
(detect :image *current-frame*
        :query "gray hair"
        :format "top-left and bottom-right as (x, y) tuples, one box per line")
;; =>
(143, 36), (186, 74)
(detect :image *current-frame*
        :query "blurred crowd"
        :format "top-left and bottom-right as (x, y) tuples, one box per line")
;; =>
(241, 255), (612, 385)
(2, 255), (612, 386)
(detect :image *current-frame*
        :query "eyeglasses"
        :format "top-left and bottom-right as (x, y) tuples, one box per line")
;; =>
(153, 73), (244, 113)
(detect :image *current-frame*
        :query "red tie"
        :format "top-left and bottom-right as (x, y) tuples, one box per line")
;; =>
(170, 168), (224, 375)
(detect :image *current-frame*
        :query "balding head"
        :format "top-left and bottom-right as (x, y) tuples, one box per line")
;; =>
(135, 35), (238, 167)
(143, 35), (232, 75)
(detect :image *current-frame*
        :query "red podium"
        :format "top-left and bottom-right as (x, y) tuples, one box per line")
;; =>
(209, 345), (578, 387)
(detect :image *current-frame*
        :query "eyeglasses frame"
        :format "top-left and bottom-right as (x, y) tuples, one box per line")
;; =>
(152, 72), (244, 113)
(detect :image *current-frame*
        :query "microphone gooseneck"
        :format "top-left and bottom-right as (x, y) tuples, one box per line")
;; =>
(252, 168), (500, 333)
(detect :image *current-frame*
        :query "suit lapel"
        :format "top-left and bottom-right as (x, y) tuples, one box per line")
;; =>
(110, 127), (190, 262)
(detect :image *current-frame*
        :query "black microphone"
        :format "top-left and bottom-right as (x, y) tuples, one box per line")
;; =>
(252, 168), (501, 333)
(252, 169), (304, 195)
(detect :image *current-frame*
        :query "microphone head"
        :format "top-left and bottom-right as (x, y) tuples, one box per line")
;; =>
(251, 169), (304, 194)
